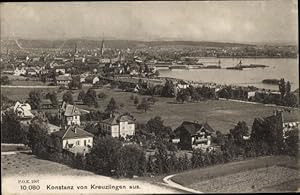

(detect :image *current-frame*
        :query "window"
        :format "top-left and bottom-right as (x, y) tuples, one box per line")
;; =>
(76, 141), (80, 145)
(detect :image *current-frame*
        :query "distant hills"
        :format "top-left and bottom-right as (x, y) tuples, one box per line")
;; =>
(1, 39), (254, 49)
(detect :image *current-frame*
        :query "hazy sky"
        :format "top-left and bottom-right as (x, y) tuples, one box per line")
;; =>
(0, 1), (298, 43)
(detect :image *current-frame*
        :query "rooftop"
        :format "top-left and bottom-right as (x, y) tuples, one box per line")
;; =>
(52, 126), (93, 139)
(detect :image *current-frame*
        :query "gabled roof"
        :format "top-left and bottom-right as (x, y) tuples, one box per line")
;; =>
(175, 121), (215, 135)
(64, 104), (81, 116)
(52, 126), (93, 139)
(101, 113), (135, 125)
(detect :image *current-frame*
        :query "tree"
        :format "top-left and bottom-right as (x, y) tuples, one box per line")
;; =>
(279, 78), (286, 101)
(105, 98), (118, 113)
(284, 128), (298, 156)
(176, 89), (190, 103)
(86, 136), (122, 176)
(28, 90), (42, 109)
(1, 76), (10, 85)
(189, 86), (202, 102)
(78, 90), (85, 101)
(145, 116), (172, 139)
(161, 80), (175, 97)
(46, 92), (58, 107)
(27, 112), (49, 158)
(62, 91), (74, 104)
(285, 81), (291, 94)
(137, 98), (151, 112)
(230, 121), (249, 147)
(284, 93), (298, 107)
(83, 88), (98, 107)
(68, 75), (82, 89)
(134, 96), (139, 105)
(116, 144), (146, 177)
(130, 94), (134, 100)
(1, 110), (28, 144)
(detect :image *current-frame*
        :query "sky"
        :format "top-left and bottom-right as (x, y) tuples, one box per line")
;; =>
(0, 1), (298, 44)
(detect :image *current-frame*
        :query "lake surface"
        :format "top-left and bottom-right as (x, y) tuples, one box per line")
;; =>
(159, 58), (299, 90)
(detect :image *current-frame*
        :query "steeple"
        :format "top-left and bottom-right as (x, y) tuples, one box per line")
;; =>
(100, 33), (105, 56)
(73, 42), (77, 63)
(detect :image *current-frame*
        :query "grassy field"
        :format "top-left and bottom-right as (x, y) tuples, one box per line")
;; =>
(1, 152), (95, 176)
(171, 155), (299, 193)
(2, 85), (300, 132)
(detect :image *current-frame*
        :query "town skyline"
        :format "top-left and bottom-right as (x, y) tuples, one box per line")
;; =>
(1, 1), (298, 44)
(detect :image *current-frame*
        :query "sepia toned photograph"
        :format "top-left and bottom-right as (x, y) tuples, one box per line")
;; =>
(1, 1), (299, 194)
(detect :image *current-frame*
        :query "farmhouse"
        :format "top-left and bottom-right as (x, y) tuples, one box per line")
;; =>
(174, 121), (215, 150)
(58, 102), (81, 126)
(99, 113), (135, 138)
(52, 125), (94, 155)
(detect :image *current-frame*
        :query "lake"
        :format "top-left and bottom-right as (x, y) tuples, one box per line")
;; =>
(159, 58), (299, 90)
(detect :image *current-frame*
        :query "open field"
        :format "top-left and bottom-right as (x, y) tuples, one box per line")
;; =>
(1, 86), (58, 101)
(171, 155), (299, 193)
(2, 85), (300, 132)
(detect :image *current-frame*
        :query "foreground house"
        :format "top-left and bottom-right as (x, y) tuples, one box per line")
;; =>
(58, 102), (81, 126)
(52, 125), (93, 155)
(174, 121), (215, 150)
(99, 113), (135, 138)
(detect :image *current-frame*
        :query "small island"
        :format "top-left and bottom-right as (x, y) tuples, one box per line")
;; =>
(262, 79), (280, 85)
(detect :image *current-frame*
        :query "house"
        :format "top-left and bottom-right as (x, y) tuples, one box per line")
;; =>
(26, 68), (38, 77)
(99, 113), (135, 138)
(85, 75), (100, 84)
(55, 68), (66, 75)
(13, 101), (34, 120)
(14, 67), (26, 76)
(177, 80), (189, 89)
(99, 58), (111, 64)
(48, 123), (61, 134)
(247, 91), (256, 99)
(55, 75), (72, 86)
(174, 121), (215, 150)
(52, 125), (93, 156)
(58, 102), (81, 126)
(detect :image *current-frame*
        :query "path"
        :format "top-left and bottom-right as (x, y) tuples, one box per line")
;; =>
(163, 174), (203, 194)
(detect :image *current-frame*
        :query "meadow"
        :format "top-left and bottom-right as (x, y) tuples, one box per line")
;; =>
(2, 84), (300, 133)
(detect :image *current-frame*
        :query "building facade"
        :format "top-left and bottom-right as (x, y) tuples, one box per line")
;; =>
(99, 113), (135, 138)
